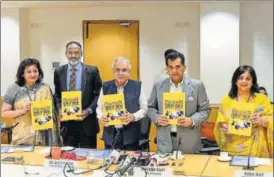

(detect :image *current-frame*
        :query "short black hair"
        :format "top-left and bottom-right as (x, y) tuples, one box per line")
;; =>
(16, 58), (44, 87)
(228, 65), (259, 99)
(165, 51), (185, 66)
(164, 49), (177, 59)
(66, 41), (82, 50)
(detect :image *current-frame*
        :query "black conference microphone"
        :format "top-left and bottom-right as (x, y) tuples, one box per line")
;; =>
(111, 128), (122, 151)
(104, 150), (121, 170)
(243, 133), (256, 170)
(49, 130), (53, 158)
(119, 151), (142, 176)
(176, 137), (182, 160)
(102, 129), (122, 168)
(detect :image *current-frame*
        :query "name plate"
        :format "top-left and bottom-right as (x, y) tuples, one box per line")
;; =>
(140, 167), (172, 176)
(44, 158), (77, 169)
(234, 170), (273, 177)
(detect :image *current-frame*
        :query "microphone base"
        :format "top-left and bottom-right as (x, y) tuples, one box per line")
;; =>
(170, 151), (184, 160)
(243, 166), (255, 170)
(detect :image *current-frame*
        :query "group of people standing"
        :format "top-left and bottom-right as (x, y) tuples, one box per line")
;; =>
(1, 41), (273, 158)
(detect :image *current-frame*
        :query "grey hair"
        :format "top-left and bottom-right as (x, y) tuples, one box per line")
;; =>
(112, 56), (132, 70)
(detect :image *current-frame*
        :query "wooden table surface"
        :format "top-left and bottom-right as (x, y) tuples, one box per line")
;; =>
(202, 155), (273, 177)
(1, 146), (273, 177)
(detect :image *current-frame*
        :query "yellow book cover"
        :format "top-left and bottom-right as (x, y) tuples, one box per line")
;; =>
(61, 91), (82, 121)
(163, 92), (186, 125)
(228, 101), (255, 137)
(102, 93), (126, 126)
(31, 100), (53, 131)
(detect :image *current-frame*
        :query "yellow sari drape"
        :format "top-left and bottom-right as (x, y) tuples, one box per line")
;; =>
(12, 84), (59, 146)
(214, 93), (273, 158)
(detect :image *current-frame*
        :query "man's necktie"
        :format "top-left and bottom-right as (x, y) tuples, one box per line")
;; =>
(69, 67), (76, 91)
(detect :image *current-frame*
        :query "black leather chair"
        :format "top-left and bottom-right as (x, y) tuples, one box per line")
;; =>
(138, 116), (151, 151)
(200, 136), (220, 155)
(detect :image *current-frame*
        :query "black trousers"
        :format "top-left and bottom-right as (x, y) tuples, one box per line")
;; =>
(105, 129), (139, 151)
(61, 121), (97, 149)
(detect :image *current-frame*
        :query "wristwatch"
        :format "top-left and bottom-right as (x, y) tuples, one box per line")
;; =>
(87, 108), (93, 115)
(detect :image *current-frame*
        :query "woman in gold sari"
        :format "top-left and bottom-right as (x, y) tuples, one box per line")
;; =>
(1, 58), (61, 146)
(214, 65), (273, 158)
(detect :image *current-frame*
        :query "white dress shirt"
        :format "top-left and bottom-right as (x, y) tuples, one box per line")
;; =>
(96, 81), (148, 128)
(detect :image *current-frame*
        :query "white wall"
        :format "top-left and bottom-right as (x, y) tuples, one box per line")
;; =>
(1, 2), (273, 103)
(240, 1), (273, 101)
(1, 8), (21, 96)
(19, 8), (29, 60)
(200, 2), (240, 103)
(25, 3), (201, 97)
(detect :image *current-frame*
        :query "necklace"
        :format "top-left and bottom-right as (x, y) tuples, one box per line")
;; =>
(24, 84), (37, 102)
(236, 94), (251, 103)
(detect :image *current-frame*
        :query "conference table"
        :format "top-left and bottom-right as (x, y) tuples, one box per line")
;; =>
(1, 145), (273, 177)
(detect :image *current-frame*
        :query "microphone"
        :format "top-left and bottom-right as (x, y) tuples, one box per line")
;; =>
(171, 137), (183, 160)
(104, 150), (121, 170)
(119, 151), (142, 176)
(103, 129), (122, 170)
(111, 128), (122, 151)
(243, 133), (256, 170)
(49, 130), (53, 158)
(176, 137), (182, 160)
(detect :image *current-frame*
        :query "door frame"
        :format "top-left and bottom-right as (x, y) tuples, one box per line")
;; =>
(82, 20), (140, 80)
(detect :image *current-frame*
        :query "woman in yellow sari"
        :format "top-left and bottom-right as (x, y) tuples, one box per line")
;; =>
(1, 58), (61, 146)
(214, 65), (273, 158)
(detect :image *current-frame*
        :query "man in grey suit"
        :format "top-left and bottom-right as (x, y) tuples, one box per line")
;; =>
(148, 51), (210, 154)
(54, 41), (102, 148)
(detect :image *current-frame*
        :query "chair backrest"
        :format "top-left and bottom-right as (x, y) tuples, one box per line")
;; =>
(139, 116), (151, 139)
(208, 104), (219, 123)
(1, 97), (13, 127)
(1, 97), (12, 144)
(200, 104), (219, 142)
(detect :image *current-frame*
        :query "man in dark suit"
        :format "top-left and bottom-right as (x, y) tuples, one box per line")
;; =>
(54, 41), (102, 148)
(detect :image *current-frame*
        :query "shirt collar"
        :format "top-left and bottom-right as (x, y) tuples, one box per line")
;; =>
(115, 80), (128, 89)
(169, 77), (184, 86)
(68, 62), (82, 70)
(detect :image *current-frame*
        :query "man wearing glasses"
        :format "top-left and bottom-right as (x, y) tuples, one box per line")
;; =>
(148, 51), (210, 154)
(96, 57), (148, 150)
(54, 41), (102, 148)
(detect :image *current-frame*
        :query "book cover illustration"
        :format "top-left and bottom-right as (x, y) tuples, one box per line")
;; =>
(31, 100), (53, 130)
(228, 101), (255, 137)
(102, 93), (126, 126)
(163, 92), (186, 125)
(61, 91), (82, 121)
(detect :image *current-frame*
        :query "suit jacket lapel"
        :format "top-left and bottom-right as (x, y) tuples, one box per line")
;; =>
(81, 63), (87, 93)
(182, 75), (191, 98)
(161, 78), (170, 93)
(60, 64), (68, 91)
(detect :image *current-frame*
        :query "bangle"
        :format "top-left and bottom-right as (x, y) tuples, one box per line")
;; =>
(155, 118), (159, 125)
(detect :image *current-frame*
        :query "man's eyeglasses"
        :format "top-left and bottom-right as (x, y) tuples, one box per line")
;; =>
(114, 68), (129, 73)
(66, 51), (81, 56)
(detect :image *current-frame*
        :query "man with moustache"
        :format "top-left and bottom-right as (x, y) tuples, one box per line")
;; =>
(54, 41), (102, 148)
(148, 51), (210, 154)
(96, 57), (148, 150)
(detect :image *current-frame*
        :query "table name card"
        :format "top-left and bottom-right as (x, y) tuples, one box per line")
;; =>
(44, 158), (77, 169)
(141, 167), (172, 176)
(234, 170), (273, 177)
